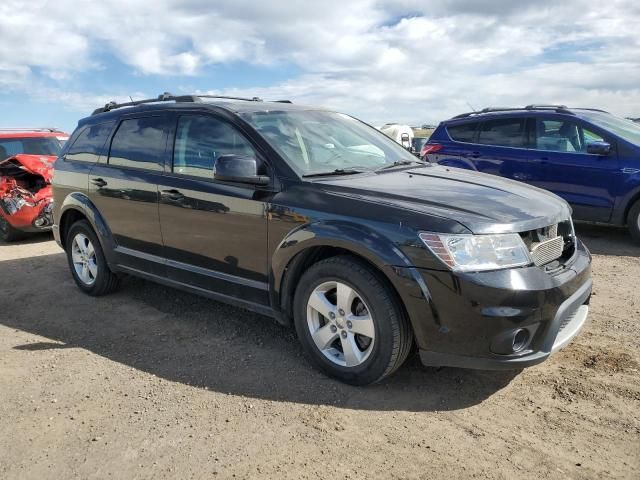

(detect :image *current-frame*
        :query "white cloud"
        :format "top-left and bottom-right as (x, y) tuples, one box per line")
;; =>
(0, 0), (638, 125)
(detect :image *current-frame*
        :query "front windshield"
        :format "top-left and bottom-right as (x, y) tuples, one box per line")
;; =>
(241, 110), (420, 176)
(580, 111), (640, 145)
(0, 137), (63, 159)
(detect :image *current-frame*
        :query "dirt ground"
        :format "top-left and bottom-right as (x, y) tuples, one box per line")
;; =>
(0, 225), (638, 479)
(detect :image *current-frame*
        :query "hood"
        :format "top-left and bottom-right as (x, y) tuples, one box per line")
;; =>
(0, 154), (55, 183)
(315, 165), (571, 234)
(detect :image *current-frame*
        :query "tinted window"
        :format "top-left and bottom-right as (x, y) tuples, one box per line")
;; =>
(66, 122), (114, 163)
(535, 119), (605, 153)
(477, 118), (526, 147)
(173, 115), (257, 179)
(109, 117), (170, 171)
(447, 123), (478, 142)
(0, 137), (63, 157)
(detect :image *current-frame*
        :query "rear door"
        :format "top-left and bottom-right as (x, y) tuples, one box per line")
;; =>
(531, 116), (620, 222)
(158, 112), (270, 307)
(88, 113), (173, 276)
(430, 121), (479, 167)
(472, 117), (539, 181)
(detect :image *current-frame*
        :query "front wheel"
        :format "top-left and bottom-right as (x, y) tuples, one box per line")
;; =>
(628, 201), (640, 243)
(65, 220), (120, 296)
(0, 216), (25, 242)
(293, 255), (413, 385)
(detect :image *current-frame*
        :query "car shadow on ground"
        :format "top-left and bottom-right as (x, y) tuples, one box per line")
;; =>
(1, 252), (522, 413)
(0, 231), (53, 246)
(575, 224), (639, 256)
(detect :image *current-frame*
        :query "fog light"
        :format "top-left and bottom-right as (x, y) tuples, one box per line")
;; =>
(512, 329), (530, 352)
(34, 218), (46, 227)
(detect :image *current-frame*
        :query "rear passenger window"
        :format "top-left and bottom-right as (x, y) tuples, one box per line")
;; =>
(66, 121), (114, 163)
(447, 123), (478, 142)
(477, 119), (526, 147)
(173, 115), (257, 179)
(108, 117), (170, 171)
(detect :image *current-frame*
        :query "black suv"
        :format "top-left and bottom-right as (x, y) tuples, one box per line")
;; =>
(52, 93), (592, 385)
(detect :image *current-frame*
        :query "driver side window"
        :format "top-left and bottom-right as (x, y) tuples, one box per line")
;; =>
(173, 115), (257, 179)
(535, 119), (605, 153)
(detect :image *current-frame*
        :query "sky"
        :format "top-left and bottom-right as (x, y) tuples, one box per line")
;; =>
(1, 0), (639, 133)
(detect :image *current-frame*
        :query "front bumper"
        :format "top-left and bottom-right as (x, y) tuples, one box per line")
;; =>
(406, 239), (592, 370)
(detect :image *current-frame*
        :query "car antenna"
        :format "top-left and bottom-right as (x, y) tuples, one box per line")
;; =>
(129, 95), (135, 102)
(466, 101), (477, 112)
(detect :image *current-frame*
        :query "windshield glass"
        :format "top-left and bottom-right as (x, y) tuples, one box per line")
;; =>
(0, 137), (63, 159)
(579, 111), (640, 145)
(241, 110), (419, 176)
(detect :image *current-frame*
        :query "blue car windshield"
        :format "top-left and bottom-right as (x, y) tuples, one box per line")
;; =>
(240, 110), (419, 176)
(580, 111), (640, 145)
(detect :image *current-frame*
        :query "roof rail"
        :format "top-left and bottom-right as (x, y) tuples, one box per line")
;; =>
(574, 107), (610, 114)
(0, 127), (64, 133)
(452, 105), (576, 119)
(196, 95), (264, 102)
(92, 92), (265, 115)
(524, 104), (573, 114)
(452, 107), (522, 119)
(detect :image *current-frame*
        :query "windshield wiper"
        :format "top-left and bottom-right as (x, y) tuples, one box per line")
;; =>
(302, 168), (370, 178)
(375, 159), (424, 172)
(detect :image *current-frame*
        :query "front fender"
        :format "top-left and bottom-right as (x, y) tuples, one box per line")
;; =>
(270, 220), (436, 344)
(272, 220), (413, 288)
(56, 192), (117, 264)
(612, 173), (640, 225)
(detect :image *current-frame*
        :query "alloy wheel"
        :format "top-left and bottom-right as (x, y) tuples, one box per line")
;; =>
(306, 281), (376, 367)
(71, 233), (98, 285)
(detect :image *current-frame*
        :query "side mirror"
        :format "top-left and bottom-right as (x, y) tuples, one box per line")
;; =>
(587, 141), (611, 155)
(214, 154), (270, 185)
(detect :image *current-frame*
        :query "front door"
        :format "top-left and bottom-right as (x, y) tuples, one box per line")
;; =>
(531, 117), (620, 222)
(158, 113), (270, 306)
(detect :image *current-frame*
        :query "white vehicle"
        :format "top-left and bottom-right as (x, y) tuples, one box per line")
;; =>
(379, 123), (413, 149)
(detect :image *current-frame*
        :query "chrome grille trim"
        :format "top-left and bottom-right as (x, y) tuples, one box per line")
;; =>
(530, 235), (564, 267)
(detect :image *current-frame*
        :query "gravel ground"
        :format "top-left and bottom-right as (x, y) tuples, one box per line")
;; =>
(0, 224), (638, 479)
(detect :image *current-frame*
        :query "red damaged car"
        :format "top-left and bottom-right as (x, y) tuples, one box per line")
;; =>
(0, 128), (69, 241)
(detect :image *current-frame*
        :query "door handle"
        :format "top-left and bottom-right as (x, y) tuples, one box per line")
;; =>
(161, 189), (185, 201)
(91, 178), (107, 188)
(466, 151), (481, 158)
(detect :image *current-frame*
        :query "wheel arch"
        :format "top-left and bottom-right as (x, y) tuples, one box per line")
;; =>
(621, 185), (640, 226)
(270, 221), (419, 329)
(57, 193), (116, 262)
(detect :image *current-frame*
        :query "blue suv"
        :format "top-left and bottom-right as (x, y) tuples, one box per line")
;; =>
(424, 105), (640, 241)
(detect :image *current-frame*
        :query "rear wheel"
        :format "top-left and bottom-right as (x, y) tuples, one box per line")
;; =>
(65, 220), (120, 296)
(629, 201), (640, 243)
(293, 255), (413, 385)
(0, 216), (25, 242)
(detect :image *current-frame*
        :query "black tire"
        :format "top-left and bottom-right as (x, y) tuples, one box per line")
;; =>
(628, 201), (640, 243)
(65, 220), (120, 296)
(293, 255), (413, 385)
(0, 216), (26, 242)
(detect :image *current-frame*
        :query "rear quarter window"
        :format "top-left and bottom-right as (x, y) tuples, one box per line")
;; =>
(66, 121), (115, 163)
(446, 122), (478, 142)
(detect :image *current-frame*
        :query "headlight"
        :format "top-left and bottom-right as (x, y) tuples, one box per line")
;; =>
(419, 232), (531, 272)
